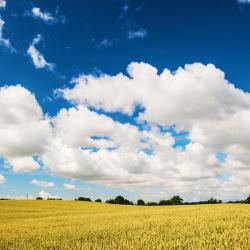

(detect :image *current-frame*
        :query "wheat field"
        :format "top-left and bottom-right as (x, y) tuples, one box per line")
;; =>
(0, 201), (249, 249)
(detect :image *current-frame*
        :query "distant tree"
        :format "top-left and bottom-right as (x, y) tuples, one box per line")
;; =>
(114, 196), (125, 204)
(36, 197), (43, 200)
(106, 199), (114, 204)
(245, 194), (250, 204)
(77, 197), (92, 202)
(158, 200), (173, 206)
(147, 202), (158, 206)
(106, 196), (133, 205)
(124, 199), (134, 205)
(95, 199), (102, 202)
(170, 196), (183, 205)
(208, 198), (218, 204)
(137, 199), (145, 206)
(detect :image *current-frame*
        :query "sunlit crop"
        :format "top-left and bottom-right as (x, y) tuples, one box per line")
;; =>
(0, 201), (249, 249)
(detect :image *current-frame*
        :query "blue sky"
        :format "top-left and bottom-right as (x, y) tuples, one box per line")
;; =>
(1, 0), (250, 201)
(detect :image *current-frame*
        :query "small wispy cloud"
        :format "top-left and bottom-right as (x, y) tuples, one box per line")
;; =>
(122, 4), (129, 12)
(32, 7), (54, 23)
(25, 6), (65, 25)
(31, 179), (55, 188)
(127, 29), (147, 39)
(0, 174), (5, 184)
(238, 0), (250, 3)
(93, 38), (114, 48)
(0, 17), (15, 52)
(135, 2), (145, 12)
(63, 183), (76, 190)
(98, 38), (113, 48)
(118, 2), (147, 40)
(0, 0), (6, 9)
(27, 34), (55, 71)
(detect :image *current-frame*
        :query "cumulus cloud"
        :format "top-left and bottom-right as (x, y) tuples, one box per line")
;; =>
(0, 85), (51, 172)
(128, 29), (147, 39)
(43, 108), (223, 195)
(0, 174), (5, 184)
(38, 190), (60, 200)
(6, 156), (39, 173)
(0, 17), (14, 51)
(55, 62), (250, 200)
(27, 35), (55, 70)
(63, 183), (76, 190)
(62, 63), (250, 142)
(2, 62), (250, 200)
(31, 179), (55, 188)
(0, 0), (6, 9)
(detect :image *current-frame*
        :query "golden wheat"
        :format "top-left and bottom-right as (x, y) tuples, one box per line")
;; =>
(0, 201), (249, 249)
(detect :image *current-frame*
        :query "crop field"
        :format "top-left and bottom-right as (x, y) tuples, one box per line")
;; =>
(0, 201), (249, 249)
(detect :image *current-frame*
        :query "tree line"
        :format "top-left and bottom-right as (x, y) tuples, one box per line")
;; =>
(73, 194), (250, 206)
(5, 193), (247, 204)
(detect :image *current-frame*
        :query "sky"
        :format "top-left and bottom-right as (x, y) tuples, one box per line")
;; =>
(1, 0), (250, 202)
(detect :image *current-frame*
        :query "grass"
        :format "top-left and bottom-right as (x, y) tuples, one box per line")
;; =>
(0, 201), (250, 249)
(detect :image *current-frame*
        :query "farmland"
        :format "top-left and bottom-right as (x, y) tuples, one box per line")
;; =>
(0, 201), (249, 249)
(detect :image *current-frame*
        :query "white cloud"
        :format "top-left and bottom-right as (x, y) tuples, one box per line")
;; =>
(63, 183), (76, 190)
(26, 7), (65, 24)
(62, 63), (250, 142)
(0, 17), (14, 51)
(38, 190), (60, 200)
(0, 174), (5, 184)
(2, 62), (250, 200)
(128, 29), (147, 39)
(97, 38), (113, 48)
(6, 156), (39, 173)
(0, 85), (52, 172)
(0, 85), (52, 157)
(31, 7), (54, 23)
(27, 35), (55, 70)
(55, 62), (250, 200)
(42, 104), (222, 199)
(0, 0), (6, 9)
(31, 179), (55, 188)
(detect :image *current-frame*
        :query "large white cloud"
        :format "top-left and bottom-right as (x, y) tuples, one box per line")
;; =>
(41, 104), (222, 196)
(0, 85), (51, 172)
(62, 63), (249, 124)
(1, 62), (250, 200)
(61, 63), (250, 151)
(55, 62), (250, 200)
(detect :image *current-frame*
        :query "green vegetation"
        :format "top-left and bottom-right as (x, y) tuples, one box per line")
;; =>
(0, 200), (250, 249)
